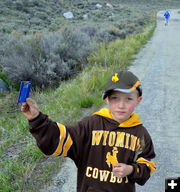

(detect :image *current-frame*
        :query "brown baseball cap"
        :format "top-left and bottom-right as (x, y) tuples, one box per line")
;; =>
(103, 70), (142, 99)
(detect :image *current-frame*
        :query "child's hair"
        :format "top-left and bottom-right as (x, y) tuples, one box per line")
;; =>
(103, 70), (142, 99)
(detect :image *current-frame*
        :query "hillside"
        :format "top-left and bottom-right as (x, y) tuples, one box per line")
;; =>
(1, 0), (180, 90)
(1, 0), (179, 39)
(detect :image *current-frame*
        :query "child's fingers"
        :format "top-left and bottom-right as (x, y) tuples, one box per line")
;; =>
(20, 98), (39, 120)
(113, 163), (123, 168)
(26, 98), (38, 110)
(26, 98), (36, 106)
(21, 102), (29, 112)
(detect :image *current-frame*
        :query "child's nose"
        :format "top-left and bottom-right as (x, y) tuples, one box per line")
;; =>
(118, 100), (125, 108)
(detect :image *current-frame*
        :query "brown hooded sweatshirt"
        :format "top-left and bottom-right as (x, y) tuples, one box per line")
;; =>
(29, 108), (156, 192)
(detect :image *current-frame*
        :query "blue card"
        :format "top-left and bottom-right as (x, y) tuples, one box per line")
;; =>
(18, 81), (32, 103)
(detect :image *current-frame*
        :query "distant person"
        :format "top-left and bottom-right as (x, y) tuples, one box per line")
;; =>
(164, 11), (170, 25)
(21, 70), (156, 192)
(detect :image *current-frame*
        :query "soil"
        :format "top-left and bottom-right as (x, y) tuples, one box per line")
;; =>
(39, 9), (180, 192)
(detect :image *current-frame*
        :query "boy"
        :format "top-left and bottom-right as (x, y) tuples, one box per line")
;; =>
(164, 11), (170, 25)
(21, 70), (156, 192)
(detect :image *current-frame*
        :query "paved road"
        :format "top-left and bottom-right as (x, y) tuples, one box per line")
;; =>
(40, 10), (180, 192)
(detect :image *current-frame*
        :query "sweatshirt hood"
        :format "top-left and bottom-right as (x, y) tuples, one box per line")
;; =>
(93, 108), (142, 128)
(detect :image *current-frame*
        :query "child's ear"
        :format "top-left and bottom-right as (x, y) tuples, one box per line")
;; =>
(137, 96), (142, 105)
(105, 97), (109, 105)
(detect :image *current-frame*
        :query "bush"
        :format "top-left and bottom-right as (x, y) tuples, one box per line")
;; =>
(57, 27), (95, 68)
(80, 25), (98, 37)
(1, 35), (69, 89)
(96, 30), (116, 43)
(1, 27), (96, 89)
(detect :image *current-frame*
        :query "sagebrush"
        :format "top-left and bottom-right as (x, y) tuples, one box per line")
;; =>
(1, 27), (96, 89)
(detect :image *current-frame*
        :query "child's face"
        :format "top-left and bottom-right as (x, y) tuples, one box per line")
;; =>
(106, 91), (142, 124)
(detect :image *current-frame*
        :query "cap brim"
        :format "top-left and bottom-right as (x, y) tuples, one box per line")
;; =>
(114, 88), (135, 93)
(103, 88), (136, 99)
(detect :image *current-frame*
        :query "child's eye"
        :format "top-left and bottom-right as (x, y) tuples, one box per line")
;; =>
(110, 96), (118, 100)
(127, 97), (133, 101)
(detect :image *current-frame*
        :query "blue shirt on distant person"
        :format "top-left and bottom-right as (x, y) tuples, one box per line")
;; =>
(164, 11), (170, 19)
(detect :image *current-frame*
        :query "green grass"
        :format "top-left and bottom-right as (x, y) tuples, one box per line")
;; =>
(88, 19), (155, 70)
(0, 12), (156, 191)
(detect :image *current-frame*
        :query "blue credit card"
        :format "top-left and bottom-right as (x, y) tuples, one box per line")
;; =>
(18, 81), (32, 103)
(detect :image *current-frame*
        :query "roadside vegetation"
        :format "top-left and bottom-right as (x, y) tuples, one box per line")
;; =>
(1, 0), (180, 191)
(1, 0), (180, 90)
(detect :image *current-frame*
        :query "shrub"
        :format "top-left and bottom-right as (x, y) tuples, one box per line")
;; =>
(80, 24), (98, 37)
(96, 30), (116, 43)
(1, 35), (69, 89)
(1, 27), (96, 89)
(57, 27), (95, 68)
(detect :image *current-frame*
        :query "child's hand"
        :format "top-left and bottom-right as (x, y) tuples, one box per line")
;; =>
(21, 98), (39, 120)
(112, 163), (133, 178)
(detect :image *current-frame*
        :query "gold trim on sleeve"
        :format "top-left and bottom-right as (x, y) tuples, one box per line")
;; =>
(61, 134), (73, 157)
(136, 157), (156, 173)
(52, 123), (66, 156)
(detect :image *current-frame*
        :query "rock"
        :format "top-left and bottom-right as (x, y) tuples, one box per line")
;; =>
(96, 4), (102, 9)
(0, 79), (9, 92)
(63, 12), (74, 19)
(83, 14), (88, 19)
(106, 3), (113, 9)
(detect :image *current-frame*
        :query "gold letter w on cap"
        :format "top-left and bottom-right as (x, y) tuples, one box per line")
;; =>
(112, 73), (119, 83)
